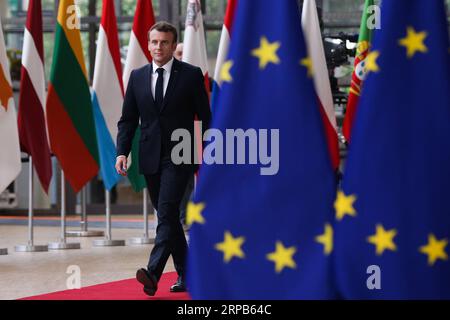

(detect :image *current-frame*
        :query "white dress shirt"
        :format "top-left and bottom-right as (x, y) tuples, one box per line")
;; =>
(151, 57), (174, 100)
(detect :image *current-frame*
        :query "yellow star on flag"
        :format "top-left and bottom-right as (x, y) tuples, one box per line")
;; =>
(251, 36), (281, 70)
(365, 50), (381, 73)
(334, 190), (357, 221)
(398, 26), (428, 58)
(186, 202), (206, 226)
(367, 224), (397, 256)
(215, 231), (245, 263)
(300, 56), (313, 77)
(220, 60), (233, 83)
(419, 234), (448, 266)
(266, 241), (297, 273)
(315, 223), (333, 255)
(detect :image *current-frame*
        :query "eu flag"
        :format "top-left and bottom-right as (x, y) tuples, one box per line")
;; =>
(187, 0), (337, 299)
(335, 0), (450, 299)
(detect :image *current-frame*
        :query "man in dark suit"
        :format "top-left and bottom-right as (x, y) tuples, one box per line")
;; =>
(115, 21), (211, 296)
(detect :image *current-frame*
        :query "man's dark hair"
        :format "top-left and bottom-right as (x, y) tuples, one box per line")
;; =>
(148, 21), (178, 43)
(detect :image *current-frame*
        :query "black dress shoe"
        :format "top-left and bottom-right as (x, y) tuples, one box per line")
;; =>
(170, 276), (187, 292)
(136, 268), (158, 296)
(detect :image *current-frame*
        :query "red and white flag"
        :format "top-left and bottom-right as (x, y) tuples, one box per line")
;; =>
(183, 0), (210, 93)
(302, 0), (340, 170)
(17, 0), (52, 193)
(213, 0), (237, 90)
(0, 15), (21, 193)
(182, 0), (211, 166)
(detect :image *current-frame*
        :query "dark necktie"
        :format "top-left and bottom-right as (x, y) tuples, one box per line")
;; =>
(155, 67), (164, 110)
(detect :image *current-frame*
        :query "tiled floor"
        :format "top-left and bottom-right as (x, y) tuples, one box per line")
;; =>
(0, 216), (177, 300)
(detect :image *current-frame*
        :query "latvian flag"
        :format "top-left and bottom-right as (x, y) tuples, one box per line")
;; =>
(17, 0), (53, 193)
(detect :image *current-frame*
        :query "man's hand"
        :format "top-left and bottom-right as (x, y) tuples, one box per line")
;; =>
(115, 155), (128, 176)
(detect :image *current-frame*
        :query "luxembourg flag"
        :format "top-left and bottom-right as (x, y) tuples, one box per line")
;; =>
(91, 0), (123, 190)
(211, 0), (237, 109)
(302, 0), (340, 170)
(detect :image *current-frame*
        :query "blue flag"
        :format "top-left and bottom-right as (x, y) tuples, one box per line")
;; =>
(335, 0), (450, 299)
(187, 0), (337, 299)
(92, 93), (121, 191)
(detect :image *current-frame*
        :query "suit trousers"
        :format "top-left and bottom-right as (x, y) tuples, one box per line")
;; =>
(144, 156), (191, 281)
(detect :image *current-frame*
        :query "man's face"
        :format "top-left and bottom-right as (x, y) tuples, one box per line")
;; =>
(174, 43), (183, 60)
(148, 30), (177, 66)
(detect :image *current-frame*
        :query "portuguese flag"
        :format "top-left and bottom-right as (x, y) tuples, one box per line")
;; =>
(342, 0), (374, 142)
(46, 0), (99, 193)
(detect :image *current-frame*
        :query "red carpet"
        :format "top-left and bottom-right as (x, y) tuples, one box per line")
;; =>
(21, 272), (191, 300)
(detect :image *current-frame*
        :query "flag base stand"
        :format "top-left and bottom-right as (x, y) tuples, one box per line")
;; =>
(127, 237), (154, 245)
(92, 191), (125, 247)
(15, 158), (50, 254)
(15, 244), (48, 252)
(67, 188), (104, 238)
(126, 189), (155, 246)
(66, 230), (104, 237)
(50, 172), (81, 250)
(48, 241), (81, 250)
(0, 248), (7, 255)
(92, 239), (125, 247)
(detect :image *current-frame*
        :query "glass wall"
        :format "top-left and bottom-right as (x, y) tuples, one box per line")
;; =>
(1, 0), (449, 212)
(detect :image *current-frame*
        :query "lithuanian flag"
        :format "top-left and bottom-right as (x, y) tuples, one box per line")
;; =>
(46, 0), (99, 192)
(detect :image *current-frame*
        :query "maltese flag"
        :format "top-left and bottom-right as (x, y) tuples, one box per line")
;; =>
(182, 0), (211, 93)
(182, 0), (211, 165)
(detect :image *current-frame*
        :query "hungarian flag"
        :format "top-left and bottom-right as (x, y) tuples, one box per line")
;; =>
(211, 0), (237, 110)
(0, 16), (21, 194)
(342, 0), (374, 142)
(92, 0), (123, 191)
(46, 0), (99, 193)
(17, 0), (52, 193)
(301, 0), (340, 170)
(122, 0), (155, 192)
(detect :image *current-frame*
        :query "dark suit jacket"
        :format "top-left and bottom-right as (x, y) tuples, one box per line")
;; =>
(116, 58), (211, 175)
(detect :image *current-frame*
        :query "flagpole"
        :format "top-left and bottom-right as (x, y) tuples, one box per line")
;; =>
(81, 186), (87, 231)
(92, 189), (125, 247)
(66, 186), (104, 237)
(127, 188), (155, 245)
(15, 156), (48, 252)
(48, 170), (81, 250)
